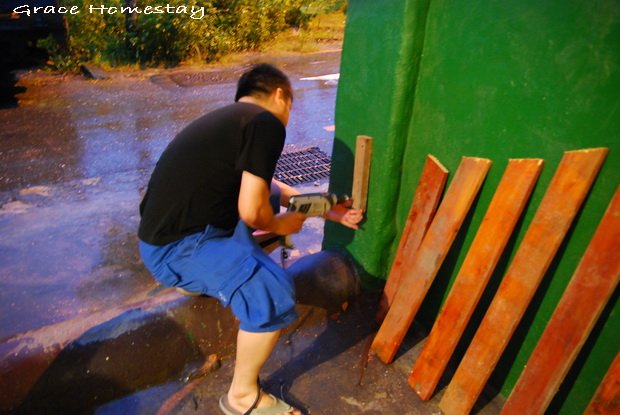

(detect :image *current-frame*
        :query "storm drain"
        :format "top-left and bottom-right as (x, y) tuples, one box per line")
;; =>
(275, 147), (331, 185)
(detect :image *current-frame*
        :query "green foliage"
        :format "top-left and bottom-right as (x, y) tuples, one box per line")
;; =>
(37, 35), (79, 71)
(38, 0), (347, 70)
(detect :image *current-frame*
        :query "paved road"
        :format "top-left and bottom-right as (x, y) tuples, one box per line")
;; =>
(0, 51), (341, 341)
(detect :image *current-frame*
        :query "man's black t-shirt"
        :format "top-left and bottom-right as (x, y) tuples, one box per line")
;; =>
(138, 102), (285, 246)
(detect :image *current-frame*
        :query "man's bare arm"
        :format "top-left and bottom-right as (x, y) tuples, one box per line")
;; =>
(272, 178), (299, 208)
(239, 171), (306, 235)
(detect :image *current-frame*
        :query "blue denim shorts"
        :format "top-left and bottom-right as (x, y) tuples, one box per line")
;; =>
(139, 220), (297, 333)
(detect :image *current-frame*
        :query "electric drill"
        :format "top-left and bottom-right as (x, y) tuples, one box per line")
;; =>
(279, 192), (350, 260)
(287, 192), (350, 217)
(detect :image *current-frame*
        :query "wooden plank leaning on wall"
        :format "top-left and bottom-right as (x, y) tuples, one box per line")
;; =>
(409, 158), (544, 400)
(501, 186), (619, 415)
(377, 155), (449, 321)
(372, 157), (492, 364)
(439, 148), (608, 415)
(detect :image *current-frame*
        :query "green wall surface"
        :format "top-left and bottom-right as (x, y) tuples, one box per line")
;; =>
(325, 0), (619, 412)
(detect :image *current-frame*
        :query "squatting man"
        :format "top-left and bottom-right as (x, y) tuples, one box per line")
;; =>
(138, 63), (364, 414)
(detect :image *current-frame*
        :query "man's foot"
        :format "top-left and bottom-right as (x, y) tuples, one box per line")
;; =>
(220, 389), (301, 415)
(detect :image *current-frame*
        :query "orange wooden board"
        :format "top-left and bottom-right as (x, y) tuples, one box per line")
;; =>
(585, 351), (620, 414)
(502, 187), (620, 414)
(439, 148), (608, 415)
(371, 157), (492, 364)
(409, 159), (544, 400)
(378, 155), (449, 320)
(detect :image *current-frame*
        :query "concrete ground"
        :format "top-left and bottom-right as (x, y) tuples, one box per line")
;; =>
(0, 51), (504, 414)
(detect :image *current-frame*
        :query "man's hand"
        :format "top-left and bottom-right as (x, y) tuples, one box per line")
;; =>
(325, 200), (364, 230)
(272, 211), (306, 235)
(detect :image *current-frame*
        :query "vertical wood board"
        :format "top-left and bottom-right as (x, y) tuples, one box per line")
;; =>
(371, 157), (492, 364)
(352, 135), (373, 211)
(439, 148), (609, 415)
(409, 159), (544, 400)
(585, 352), (620, 414)
(501, 187), (620, 415)
(378, 155), (449, 319)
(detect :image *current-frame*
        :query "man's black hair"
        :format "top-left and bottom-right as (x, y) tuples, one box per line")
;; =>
(234, 63), (293, 102)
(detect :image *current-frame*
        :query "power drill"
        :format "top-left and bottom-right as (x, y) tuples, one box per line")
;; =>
(287, 192), (350, 217)
(280, 192), (350, 266)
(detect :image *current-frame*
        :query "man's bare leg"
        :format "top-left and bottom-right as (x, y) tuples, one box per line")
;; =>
(227, 328), (301, 414)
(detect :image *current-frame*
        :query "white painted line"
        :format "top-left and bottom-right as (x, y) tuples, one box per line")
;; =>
(300, 73), (340, 81)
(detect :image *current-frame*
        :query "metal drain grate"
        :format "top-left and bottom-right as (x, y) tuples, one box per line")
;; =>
(275, 147), (331, 185)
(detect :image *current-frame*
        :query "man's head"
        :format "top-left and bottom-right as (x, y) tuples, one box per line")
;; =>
(235, 63), (293, 126)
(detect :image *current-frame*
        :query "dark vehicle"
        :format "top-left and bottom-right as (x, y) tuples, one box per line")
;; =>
(0, 1), (65, 104)
(0, 0), (66, 67)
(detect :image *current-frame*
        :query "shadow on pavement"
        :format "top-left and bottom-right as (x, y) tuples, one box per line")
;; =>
(263, 293), (382, 415)
(13, 311), (202, 414)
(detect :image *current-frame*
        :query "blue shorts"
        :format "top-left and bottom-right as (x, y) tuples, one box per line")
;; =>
(139, 219), (297, 333)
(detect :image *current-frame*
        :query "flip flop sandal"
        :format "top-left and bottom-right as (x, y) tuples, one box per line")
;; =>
(219, 390), (296, 415)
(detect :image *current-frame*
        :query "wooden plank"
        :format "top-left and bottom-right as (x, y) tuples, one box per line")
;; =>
(439, 148), (608, 415)
(409, 159), (544, 400)
(352, 135), (373, 211)
(371, 157), (492, 364)
(585, 351), (620, 415)
(501, 187), (620, 415)
(252, 230), (281, 254)
(378, 155), (449, 320)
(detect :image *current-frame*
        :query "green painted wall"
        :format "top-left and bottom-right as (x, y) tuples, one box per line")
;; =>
(325, 0), (619, 412)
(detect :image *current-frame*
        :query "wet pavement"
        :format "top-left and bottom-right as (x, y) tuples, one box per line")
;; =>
(0, 51), (503, 414)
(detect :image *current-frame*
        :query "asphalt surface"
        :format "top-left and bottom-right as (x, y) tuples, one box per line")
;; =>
(0, 51), (503, 414)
